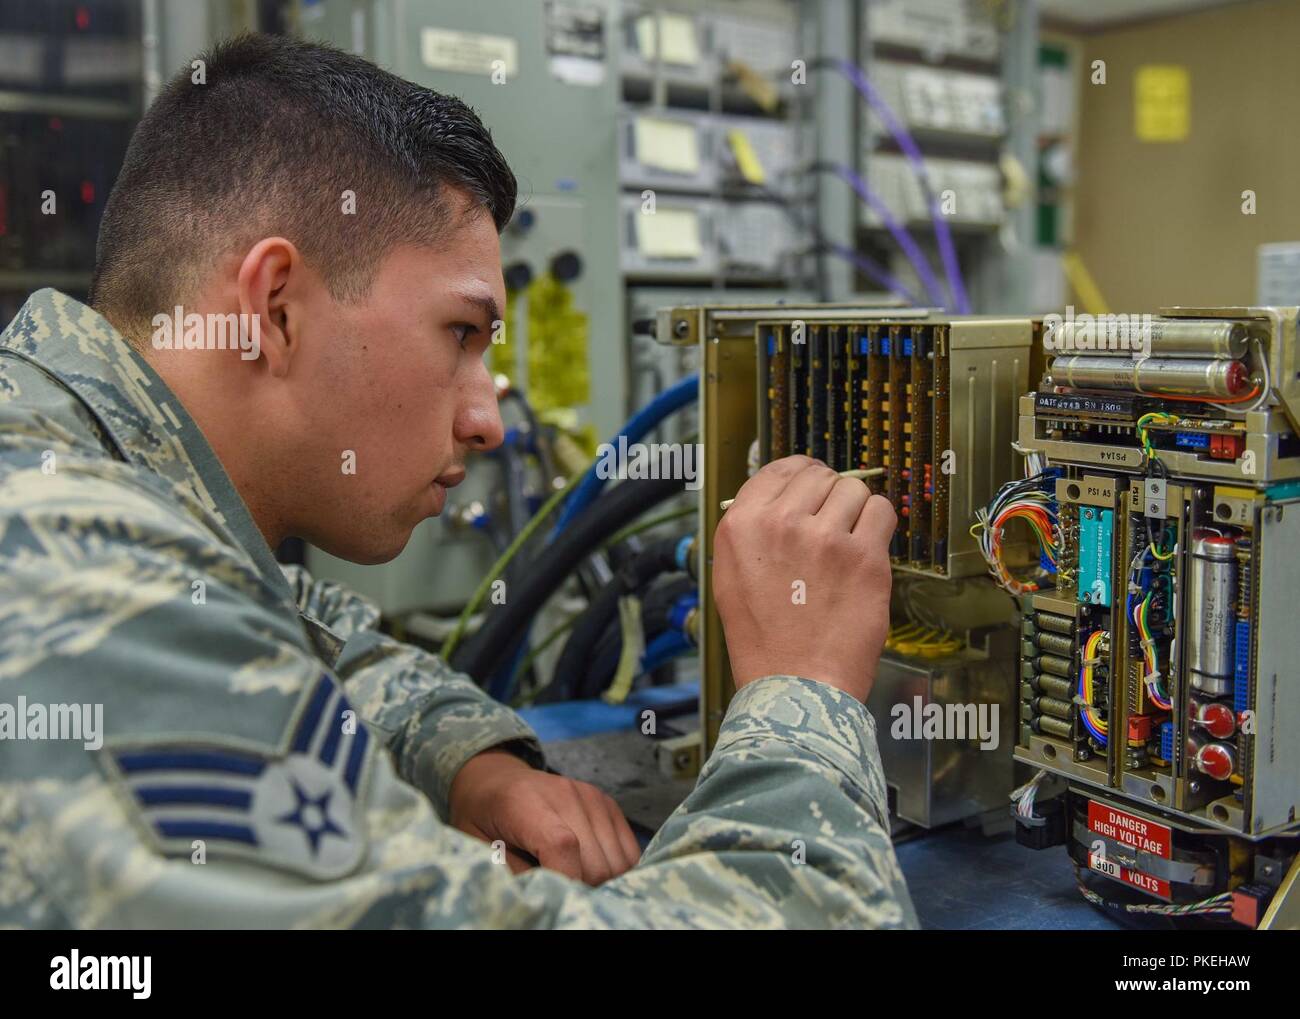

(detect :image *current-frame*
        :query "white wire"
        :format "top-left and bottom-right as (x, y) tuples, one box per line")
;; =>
(1010, 768), (1048, 818)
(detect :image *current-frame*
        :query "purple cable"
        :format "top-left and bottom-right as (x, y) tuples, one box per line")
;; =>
(836, 58), (972, 314)
(825, 240), (920, 305)
(827, 161), (946, 308)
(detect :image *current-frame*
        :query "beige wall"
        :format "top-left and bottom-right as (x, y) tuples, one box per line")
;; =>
(1073, 0), (1300, 310)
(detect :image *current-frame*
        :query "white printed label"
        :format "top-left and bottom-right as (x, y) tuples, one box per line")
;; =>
(421, 28), (518, 78)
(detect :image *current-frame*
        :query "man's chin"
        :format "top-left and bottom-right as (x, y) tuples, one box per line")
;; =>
(313, 527), (414, 566)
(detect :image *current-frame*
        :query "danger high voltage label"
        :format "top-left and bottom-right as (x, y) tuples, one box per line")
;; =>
(1088, 802), (1172, 859)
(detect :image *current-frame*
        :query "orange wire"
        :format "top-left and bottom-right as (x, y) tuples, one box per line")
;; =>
(1138, 386), (1261, 405)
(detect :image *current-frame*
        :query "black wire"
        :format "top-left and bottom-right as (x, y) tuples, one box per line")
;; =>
(450, 475), (688, 684)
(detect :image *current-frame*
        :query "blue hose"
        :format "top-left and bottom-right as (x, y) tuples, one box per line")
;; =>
(551, 373), (698, 536)
(639, 629), (693, 676)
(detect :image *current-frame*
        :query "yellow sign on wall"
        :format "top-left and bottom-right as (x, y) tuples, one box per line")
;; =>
(1135, 65), (1190, 142)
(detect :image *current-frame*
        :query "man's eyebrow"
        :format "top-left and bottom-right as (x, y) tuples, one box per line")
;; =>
(457, 292), (501, 326)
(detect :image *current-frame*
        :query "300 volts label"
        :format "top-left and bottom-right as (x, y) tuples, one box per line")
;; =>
(1088, 852), (1172, 900)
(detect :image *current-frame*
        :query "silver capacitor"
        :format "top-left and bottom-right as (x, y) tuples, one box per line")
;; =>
(1188, 532), (1237, 696)
(1046, 318), (1247, 359)
(1050, 355), (1250, 398)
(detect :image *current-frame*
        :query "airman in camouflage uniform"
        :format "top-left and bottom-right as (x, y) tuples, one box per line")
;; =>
(0, 291), (915, 929)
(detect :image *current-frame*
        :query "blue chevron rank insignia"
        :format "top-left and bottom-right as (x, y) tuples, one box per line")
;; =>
(100, 675), (372, 880)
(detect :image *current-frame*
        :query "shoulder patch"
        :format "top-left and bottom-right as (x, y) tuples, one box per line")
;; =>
(100, 674), (372, 880)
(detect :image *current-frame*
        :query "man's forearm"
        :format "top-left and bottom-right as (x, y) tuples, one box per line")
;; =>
(333, 629), (545, 819)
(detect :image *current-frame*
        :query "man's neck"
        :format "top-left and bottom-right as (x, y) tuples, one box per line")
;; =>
(144, 350), (289, 551)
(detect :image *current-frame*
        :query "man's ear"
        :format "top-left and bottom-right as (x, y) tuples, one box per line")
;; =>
(237, 237), (299, 378)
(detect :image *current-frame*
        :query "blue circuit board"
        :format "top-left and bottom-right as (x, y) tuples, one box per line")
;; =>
(1078, 508), (1113, 607)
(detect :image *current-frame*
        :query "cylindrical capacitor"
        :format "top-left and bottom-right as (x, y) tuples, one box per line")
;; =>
(1035, 695), (1074, 720)
(1035, 612), (1075, 635)
(1050, 355), (1250, 397)
(1033, 673), (1074, 699)
(1190, 696), (1237, 739)
(1033, 715), (1073, 739)
(1047, 318), (1247, 359)
(1037, 653), (1074, 678)
(1035, 631), (1075, 656)
(1186, 734), (1237, 782)
(1188, 532), (1238, 696)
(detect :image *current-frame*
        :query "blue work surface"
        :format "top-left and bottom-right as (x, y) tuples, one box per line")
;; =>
(895, 826), (1120, 930)
(517, 681), (698, 743)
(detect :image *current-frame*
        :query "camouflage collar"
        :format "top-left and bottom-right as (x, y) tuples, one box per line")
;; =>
(0, 288), (293, 603)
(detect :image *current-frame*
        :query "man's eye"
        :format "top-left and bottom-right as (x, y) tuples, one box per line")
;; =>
(452, 324), (476, 349)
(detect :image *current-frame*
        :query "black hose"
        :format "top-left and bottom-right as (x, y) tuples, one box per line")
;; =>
(575, 574), (696, 700)
(549, 536), (681, 701)
(450, 475), (688, 683)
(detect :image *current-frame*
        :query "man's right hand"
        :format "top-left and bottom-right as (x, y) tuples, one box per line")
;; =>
(712, 455), (896, 703)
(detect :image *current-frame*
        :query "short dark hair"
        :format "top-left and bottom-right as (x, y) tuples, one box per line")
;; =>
(91, 33), (516, 337)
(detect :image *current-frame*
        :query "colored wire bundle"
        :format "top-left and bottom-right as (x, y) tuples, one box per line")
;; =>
(1136, 412), (1180, 461)
(1075, 868), (1234, 918)
(1010, 769), (1049, 819)
(971, 471), (1062, 595)
(1078, 630), (1108, 746)
(1125, 516), (1175, 712)
(1132, 591), (1172, 710)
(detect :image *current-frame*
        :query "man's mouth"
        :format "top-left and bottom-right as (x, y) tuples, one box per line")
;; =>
(429, 469), (465, 516)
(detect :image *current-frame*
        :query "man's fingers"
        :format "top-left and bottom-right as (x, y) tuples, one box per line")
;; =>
(554, 784), (616, 885)
(818, 475), (871, 531)
(504, 848), (535, 874)
(529, 818), (585, 881)
(778, 461), (841, 517)
(578, 784), (637, 876)
(854, 493), (898, 544)
(612, 802), (642, 870)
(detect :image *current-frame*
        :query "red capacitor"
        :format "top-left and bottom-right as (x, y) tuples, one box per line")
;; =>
(1226, 360), (1249, 394)
(1196, 700), (1237, 739)
(1194, 741), (1236, 781)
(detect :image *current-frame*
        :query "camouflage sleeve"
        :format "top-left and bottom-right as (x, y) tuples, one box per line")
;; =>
(610, 676), (919, 928)
(278, 564), (545, 819)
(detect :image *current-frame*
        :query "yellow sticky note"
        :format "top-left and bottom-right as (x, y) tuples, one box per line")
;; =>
(637, 207), (703, 259)
(634, 116), (700, 174)
(1135, 65), (1190, 142)
(635, 13), (699, 66)
(727, 129), (766, 185)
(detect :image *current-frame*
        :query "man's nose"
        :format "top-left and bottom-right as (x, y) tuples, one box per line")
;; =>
(458, 377), (505, 454)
